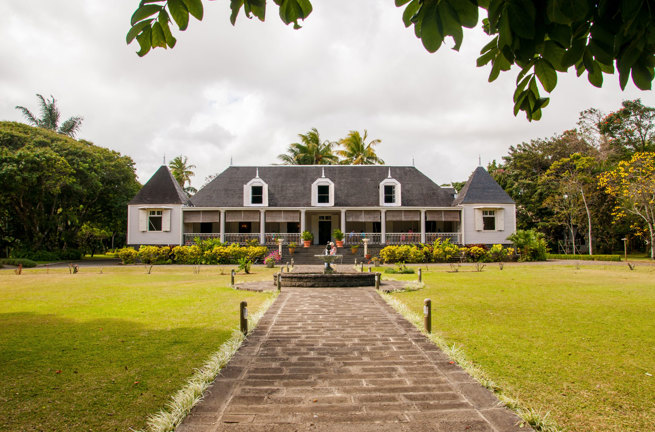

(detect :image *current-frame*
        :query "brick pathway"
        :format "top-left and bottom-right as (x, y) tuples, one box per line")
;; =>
(178, 288), (528, 431)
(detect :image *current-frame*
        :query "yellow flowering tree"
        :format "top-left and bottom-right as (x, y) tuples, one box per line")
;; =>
(599, 152), (655, 259)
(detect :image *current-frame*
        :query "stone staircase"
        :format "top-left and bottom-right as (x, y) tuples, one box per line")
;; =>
(272, 245), (383, 265)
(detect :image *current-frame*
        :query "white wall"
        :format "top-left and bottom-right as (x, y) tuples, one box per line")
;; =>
(127, 204), (183, 246)
(461, 204), (516, 245)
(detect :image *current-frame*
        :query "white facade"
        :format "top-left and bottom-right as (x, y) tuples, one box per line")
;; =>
(460, 203), (516, 245)
(127, 204), (184, 246)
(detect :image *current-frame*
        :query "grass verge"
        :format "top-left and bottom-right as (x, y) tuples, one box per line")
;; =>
(383, 264), (655, 432)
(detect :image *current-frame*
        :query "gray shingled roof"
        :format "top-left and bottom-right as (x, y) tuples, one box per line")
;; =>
(191, 166), (455, 207)
(129, 165), (191, 205)
(453, 166), (514, 205)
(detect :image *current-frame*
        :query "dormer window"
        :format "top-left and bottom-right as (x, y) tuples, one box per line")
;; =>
(251, 185), (263, 204)
(384, 185), (396, 204)
(379, 171), (401, 207)
(317, 185), (330, 203)
(312, 172), (334, 206)
(244, 170), (268, 206)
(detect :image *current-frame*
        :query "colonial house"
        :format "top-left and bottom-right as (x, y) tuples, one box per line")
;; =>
(127, 164), (516, 247)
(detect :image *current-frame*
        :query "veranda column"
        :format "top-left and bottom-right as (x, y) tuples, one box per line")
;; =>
(381, 209), (386, 244)
(260, 209), (265, 244)
(219, 210), (225, 243)
(420, 209), (426, 244)
(300, 209), (306, 233)
(341, 209), (346, 232)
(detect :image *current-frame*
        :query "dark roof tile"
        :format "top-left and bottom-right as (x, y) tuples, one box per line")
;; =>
(129, 165), (191, 205)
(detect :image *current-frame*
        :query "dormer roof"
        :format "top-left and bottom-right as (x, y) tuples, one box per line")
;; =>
(129, 165), (191, 205)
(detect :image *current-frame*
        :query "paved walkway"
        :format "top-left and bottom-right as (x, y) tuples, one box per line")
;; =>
(178, 287), (528, 432)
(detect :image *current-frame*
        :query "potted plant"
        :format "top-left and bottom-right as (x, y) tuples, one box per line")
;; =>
(288, 242), (297, 255)
(351, 244), (359, 254)
(332, 229), (344, 247)
(264, 250), (281, 268)
(301, 231), (313, 247)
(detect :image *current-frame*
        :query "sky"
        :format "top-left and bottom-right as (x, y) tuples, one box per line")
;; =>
(1, 1), (653, 188)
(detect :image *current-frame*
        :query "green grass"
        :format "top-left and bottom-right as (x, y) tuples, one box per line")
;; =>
(0, 265), (276, 432)
(387, 264), (655, 432)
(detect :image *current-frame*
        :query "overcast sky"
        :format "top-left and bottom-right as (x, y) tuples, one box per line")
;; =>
(1, 1), (653, 188)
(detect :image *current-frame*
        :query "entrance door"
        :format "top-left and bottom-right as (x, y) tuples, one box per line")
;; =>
(318, 216), (331, 245)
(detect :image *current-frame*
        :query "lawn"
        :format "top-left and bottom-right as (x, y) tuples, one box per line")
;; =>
(0, 265), (276, 432)
(387, 264), (655, 432)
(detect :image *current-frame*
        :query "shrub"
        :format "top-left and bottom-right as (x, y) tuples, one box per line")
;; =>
(0, 258), (37, 268)
(432, 238), (460, 262)
(237, 257), (251, 274)
(137, 246), (170, 264)
(547, 254), (621, 262)
(195, 237), (224, 252)
(117, 247), (137, 264)
(508, 229), (548, 261)
(60, 249), (82, 260)
(172, 245), (203, 264)
(465, 245), (487, 262)
(14, 250), (60, 261)
(264, 250), (281, 267)
(487, 244), (512, 262)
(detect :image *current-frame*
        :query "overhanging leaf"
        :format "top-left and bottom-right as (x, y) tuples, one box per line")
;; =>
(131, 4), (161, 26)
(168, 0), (190, 30)
(182, 0), (204, 20)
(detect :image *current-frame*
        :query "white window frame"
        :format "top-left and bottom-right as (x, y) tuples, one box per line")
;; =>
(474, 207), (504, 232)
(482, 210), (496, 231)
(311, 178), (334, 207)
(244, 178), (268, 207)
(138, 207), (172, 232)
(379, 178), (401, 207)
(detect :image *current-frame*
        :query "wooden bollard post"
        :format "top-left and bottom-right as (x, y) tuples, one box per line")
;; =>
(418, 268), (422, 283)
(277, 272), (282, 291)
(368, 266), (372, 273)
(286, 262), (289, 272)
(240, 301), (248, 335)
(375, 273), (380, 290)
(230, 269), (235, 286)
(360, 262), (364, 272)
(424, 299), (431, 334)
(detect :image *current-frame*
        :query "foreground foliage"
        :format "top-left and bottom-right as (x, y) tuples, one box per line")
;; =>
(0, 266), (275, 431)
(117, 243), (268, 265)
(390, 264), (655, 432)
(127, 1), (655, 120)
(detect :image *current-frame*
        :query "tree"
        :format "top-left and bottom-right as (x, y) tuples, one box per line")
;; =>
(337, 130), (385, 165)
(599, 99), (655, 157)
(0, 122), (140, 254)
(277, 128), (338, 165)
(169, 155), (196, 194)
(15, 94), (83, 138)
(599, 152), (655, 259)
(127, 1), (655, 121)
(542, 153), (596, 255)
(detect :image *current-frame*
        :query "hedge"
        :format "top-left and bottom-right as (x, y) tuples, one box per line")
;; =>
(0, 258), (38, 268)
(378, 241), (517, 264)
(547, 254), (621, 262)
(116, 244), (268, 265)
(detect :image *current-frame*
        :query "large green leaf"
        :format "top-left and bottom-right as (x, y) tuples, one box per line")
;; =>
(158, 11), (177, 48)
(420, 1), (444, 53)
(448, 0), (478, 28)
(535, 59), (557, 92)
(230, 0), (244, 25)
(168, 0), (190, 30)
(631, 64), (653, 90)
(151, 22), (167, 48)
(182, 0), (204, 20)
(402, 0), (421, 28)
(440, 2), (463, 50)
(136, 26), (153, 57)
(126, 19), (153, 44)
(131, 4), (161, 26)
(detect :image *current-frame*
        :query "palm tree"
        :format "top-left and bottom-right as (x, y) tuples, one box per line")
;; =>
(169, 155), (196, 193)
(277, 128), (338, 165)
(15, 94), (83, 138)
(337, 130), (384, 165)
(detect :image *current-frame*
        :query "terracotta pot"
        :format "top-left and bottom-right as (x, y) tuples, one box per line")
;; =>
(351, 247), (359, 254)
(288, 248), (295, 255)
(335, 240), (344, 248)
(303, 240), (311, 247)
